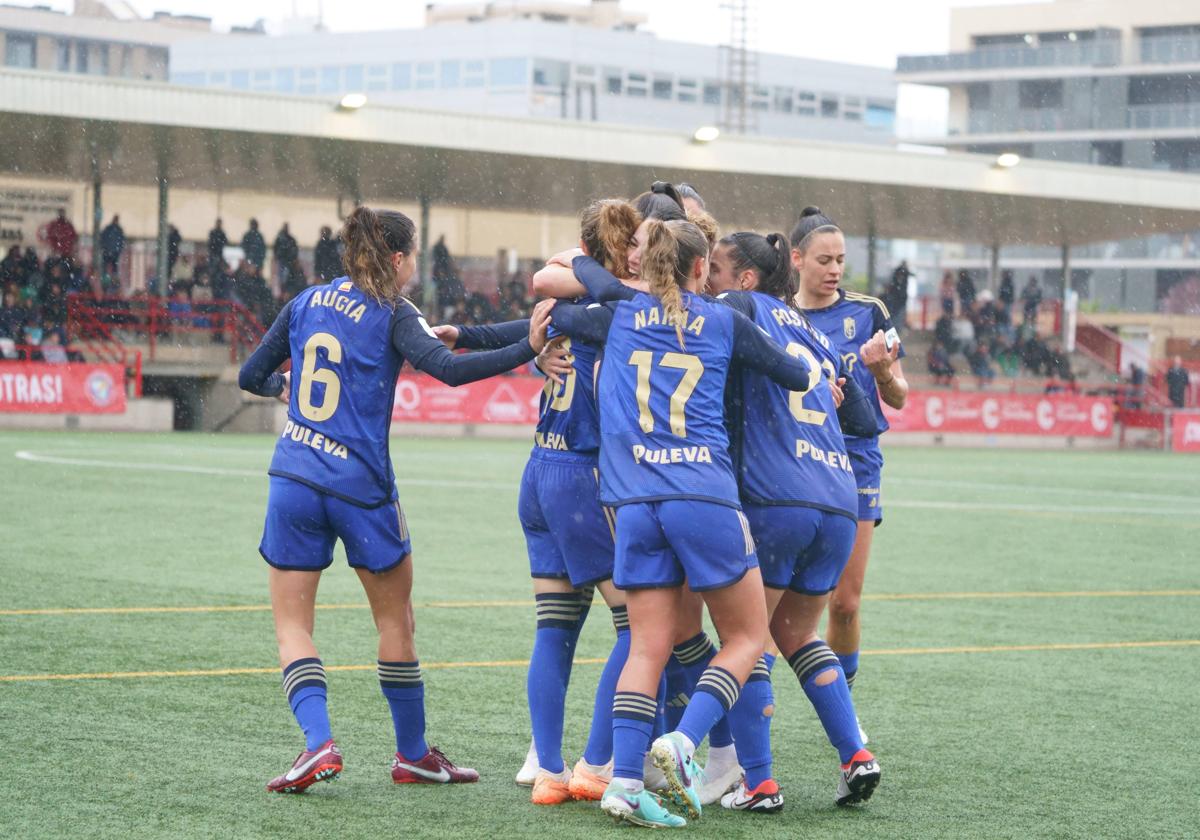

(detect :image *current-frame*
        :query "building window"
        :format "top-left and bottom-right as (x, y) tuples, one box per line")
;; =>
(5, 33), (36, 68)
(703, 82), (722, 105)
(275, 67), (295, 93)
(489, 58), (528, 87)
(1018, 79), (1063, 109)
(797, 106), (816, 117)
(367, 65), (388, 92)
(653, 77), (673, 100)
(464, 60), (485, 87)
(392, 63), (411, 90)
(94, 44), (108, 75)
(678, 80), (697, 104)
(821, 96), (839, 118)
(75, 42), (89, 74)
(606, 72), (622, 95)
(415, 61), (436, 90)
(1091, 141), (1123, 167)
(440, 60), (460, 88)
(56, 39), (71, 72)
(344, 65), (365, 91)
(844, 110), (862, 121)
(297, 67), (315, 94)
(774, 87), (793, 113)
(231, 69), (250, 89)
(320, 66), (341, 93)
(533, 59), (569, 87)
(171, 71), (204, 86)
(627, 72), (648, 97)
(865, 103), (895, 130)
(574, 64), (595, 77)
(967, 83), (991, 109)
(209, 70), (227, 85)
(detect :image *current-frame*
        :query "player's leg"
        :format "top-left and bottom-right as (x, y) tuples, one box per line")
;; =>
(336, 496), (477, 785)
(650, 503), (768, 820)
(571, 577), (627, 801)
(260, 477), (341, 793)
(600, 502), (687, 828)
(775, 513), (879, 806)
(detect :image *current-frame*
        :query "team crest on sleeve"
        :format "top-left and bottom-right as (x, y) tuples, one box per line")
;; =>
(843, 317), (856, 340)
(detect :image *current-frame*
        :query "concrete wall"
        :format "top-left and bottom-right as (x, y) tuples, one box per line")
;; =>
(0, 397), (173, 431)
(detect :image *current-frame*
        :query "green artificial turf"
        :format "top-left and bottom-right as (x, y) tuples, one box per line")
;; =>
(1, 431), (1197, 839)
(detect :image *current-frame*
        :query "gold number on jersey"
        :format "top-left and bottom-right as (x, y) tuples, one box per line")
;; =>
(297, 332), (343, 422)
(785, 342), (835, 426)
(628, 350), (705, 438)
(542, 337), (576, 412)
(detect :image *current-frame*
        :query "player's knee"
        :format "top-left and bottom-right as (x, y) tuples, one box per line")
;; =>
(828, 593), (861, 623)
(813, 667), (839, 687)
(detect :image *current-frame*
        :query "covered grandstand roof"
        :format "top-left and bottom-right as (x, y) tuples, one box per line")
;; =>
(2, 68), (1199, 245)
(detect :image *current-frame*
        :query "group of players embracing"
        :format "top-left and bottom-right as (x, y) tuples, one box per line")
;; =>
(239, 179), (907, 829)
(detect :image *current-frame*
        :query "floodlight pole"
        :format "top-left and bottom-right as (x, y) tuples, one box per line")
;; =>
(156, 165), (169, 296)
(990, 242), (1000, 292)
(90, 144), (103, 282)
(419, 193), (432, 312)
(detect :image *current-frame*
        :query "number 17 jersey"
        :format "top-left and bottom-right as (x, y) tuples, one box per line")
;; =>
(269, 279), (405, 508)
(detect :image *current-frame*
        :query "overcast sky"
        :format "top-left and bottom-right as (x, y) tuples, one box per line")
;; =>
(20, 0), (1044, 133)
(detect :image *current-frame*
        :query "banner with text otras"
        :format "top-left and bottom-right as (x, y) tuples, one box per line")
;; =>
(0, 363), (126, 414)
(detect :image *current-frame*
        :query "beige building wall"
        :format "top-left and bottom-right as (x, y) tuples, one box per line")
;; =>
(950, 0), (1200, 52)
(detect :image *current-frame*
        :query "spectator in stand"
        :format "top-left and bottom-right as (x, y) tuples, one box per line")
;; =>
(99, 215), (125, 276)
(464, 290), (495, 326)
(281, 258), (307, 299)
(170, 254), (193, 297)
(1, 246), (22, 286)
(927, 341), (955, 386)
(1166, 356), (1191, 408)
(999, 269), (1016, 312)
(0, 290), (24, 339)
(994, 335), (1021, 378)
(431, 234), (453, 284)
(939, 270), (956, 316)
(1047, 337), (1073, 382)
(45, 209), (78, 263)
(235, 260), (272, 315)
(1021, 276), (1043, 323)
(241, 219), (267, 270)
(313, 225), (341, 282)
(207, 219), (228, 283)
(41, 280), (68, 327)
(1127, 363), (1146, 410)
(885, 260), (911, 329)
(974, 289), (999, 353)
(167, 224), (182, 277)
(934, 311), (956, 354)
(951, 311), (975, 358)
(956, 269), (977, 311)
(21, 256), (45, 301)
(965, 341), (995, 385)
(272, 223), (299, 284)
(167, 287), (193, 335)
(40, 330), (68, 364)
(20, 247), (39, 279)
(211, 258), (235, 302)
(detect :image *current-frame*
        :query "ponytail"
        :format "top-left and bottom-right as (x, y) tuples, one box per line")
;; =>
(580, 198), (641, 278)
(721, 230), (802, 314)
(641, 218), (709, 349)
(686, 209), (720, 250)
(634, 181), (687, 222)
(339, 206), (416, 304)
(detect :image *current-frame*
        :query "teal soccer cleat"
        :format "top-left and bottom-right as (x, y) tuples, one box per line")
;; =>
(600, 781), (687, 828)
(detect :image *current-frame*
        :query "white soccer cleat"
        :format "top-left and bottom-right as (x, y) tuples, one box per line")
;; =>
(697, 744), (742, 805)
(515, 739), (539, 786)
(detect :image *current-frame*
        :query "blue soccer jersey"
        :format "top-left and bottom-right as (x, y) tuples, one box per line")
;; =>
(721, 290), (857, 520)
(802, 290), (904, 440)
(535, 322), (601, 455)
(268, 280), (405, 506)
(240, 278), (537, 508)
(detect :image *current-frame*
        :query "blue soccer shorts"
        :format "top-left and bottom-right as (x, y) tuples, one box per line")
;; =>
(518, 449), (615, 588)
(260, 476), (412, 574)
(846, 437), (884, 524)
(613, 499), (758, 592)
(742, 504), (857, 595)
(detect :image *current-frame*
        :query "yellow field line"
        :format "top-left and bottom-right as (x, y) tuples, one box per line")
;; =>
(2, 641), (1196, 684)
(4, 589), (1199, 617)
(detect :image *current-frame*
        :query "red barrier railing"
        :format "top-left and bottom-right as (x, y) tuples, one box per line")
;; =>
(68, 295), (267, 363)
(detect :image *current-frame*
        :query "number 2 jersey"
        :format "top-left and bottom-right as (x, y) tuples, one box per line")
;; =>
(719, 290), (858, 520)
(239, 278), (536, 507)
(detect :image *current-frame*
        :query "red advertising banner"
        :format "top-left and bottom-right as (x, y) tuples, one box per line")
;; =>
(1171, 411), (1200, 453)
(391, 374), (544, 424)
(0, 363), (127, 414)
(883, 391), (1113, 437)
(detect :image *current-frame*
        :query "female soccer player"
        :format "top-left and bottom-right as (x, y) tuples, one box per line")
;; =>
(548, 218), (813, 828)
(791, 206), (908, 727)
(238, 206), (551, 794)
(706, 231), (882, 811)
(439, 199), (643, 806)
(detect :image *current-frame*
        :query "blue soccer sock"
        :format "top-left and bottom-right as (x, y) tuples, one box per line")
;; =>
(527, 591), (585, 775)
(582, 605), (631, 766)
(670, 632), (734, 748)
(612, 691), (657, 788)
(677, 665), (740, 751)
(789, 641), (862, 764)
(282, 657), (332, 751)
(653, 672), (668, 738)
(378, 660), (428, 762)
(727, 655), (775, 789)
(838, 650), (860, 691)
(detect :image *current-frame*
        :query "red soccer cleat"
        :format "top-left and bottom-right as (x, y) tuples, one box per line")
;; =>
(391, 746), (480, 784)
(266, 740), (343, 793)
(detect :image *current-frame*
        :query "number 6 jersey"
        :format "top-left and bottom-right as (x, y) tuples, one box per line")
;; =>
(239, 277), (537, 508)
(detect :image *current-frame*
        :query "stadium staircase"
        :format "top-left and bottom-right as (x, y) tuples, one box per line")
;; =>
(67, 295), (274, 430)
